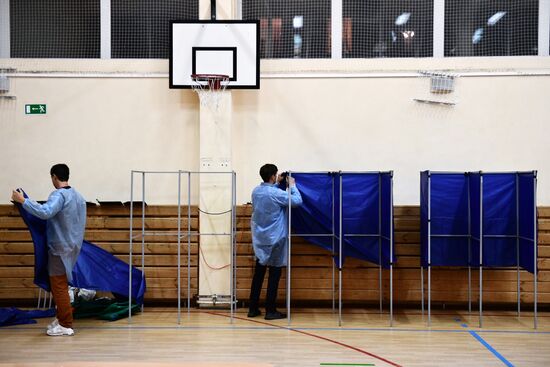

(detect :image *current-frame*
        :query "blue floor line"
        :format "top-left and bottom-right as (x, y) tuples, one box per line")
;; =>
(457, 317), (515, 366)
(469, 330), (515, 367)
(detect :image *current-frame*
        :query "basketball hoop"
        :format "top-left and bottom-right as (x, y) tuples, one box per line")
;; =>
(191, 74), (230, 110)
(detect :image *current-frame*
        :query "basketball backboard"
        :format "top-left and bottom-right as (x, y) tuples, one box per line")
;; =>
(170, 20), (260, 89)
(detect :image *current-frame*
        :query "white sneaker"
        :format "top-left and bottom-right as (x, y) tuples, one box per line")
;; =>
(46, 324), (74, 336)
(47, 318), (59, 331)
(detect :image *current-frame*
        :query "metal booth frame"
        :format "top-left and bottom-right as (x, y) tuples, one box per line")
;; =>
(286, 171), (394, 327)
(422, 170), (538, 328)
(128, 170), (237, 324)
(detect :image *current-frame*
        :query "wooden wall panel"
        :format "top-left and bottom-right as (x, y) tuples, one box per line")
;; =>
(0, 204), (548, 308)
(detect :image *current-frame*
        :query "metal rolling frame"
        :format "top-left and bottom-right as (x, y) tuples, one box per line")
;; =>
(478, 171), (538, 329)
(479, 174), (484, 328)
(184, 170), (237, 323)
(516, 173), (521, 317)
(533, 172), (538, 329)
(338, 172), (343, 327)
(187, 173), (191, 318)
(287, 172), (292, 325)
(467, 172), (472, 314)
(177, 171), (182, 324)
(286, 171), (339, 325)
(378, 174), (383, 313)
(128, 172), (134, 322)
(340, 171), (394, 326)
(428, 172), (431, 326)
(128, 170), (237, 324)
(141, 172), (145, 314)
(331, 176), (336, 312)
(420, 171), (430, 319)
(230, 171), (237, 322)
(424, 171), (476, 326)
(389, 171), (394, 327)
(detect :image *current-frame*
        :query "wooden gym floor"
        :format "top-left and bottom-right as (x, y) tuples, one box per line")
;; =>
(0, 307), (549, 367)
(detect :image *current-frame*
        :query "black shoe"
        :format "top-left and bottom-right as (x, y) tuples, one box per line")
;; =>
(264, 311), (286, 320)
(247, 309), (261, 318)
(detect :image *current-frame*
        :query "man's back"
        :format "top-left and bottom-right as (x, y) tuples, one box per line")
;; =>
(251, 182), (302, 267)
(23, 187), (86, 255)
(47, 188), (86, 254)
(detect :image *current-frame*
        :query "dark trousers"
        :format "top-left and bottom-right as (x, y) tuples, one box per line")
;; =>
(248, 259), (283, 313)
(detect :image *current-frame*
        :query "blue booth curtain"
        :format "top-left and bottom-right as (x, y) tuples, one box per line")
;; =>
(420, 172), (477, 267)
(421, 171), (536, 274)
(291, 172), (394, 268)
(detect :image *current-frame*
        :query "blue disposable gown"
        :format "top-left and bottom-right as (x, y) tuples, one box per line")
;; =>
(251, 183), (303, 267)
(22, 187), (86, 281)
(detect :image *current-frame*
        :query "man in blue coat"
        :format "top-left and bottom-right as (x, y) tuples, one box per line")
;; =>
(12, 163), (86, 336)
(248, 164), (302, 320)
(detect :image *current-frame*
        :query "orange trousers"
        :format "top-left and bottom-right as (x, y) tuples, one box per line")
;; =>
(49, 274), (73, 328)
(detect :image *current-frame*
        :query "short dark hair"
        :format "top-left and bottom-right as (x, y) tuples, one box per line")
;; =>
(50, 164), (70, 181)
(259, 164), (277, 182)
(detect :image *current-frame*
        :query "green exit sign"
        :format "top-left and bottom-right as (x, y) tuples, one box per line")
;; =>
(25, 104), (47, 114)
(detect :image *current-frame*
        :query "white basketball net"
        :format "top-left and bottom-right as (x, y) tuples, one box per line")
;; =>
(191, 74), (230, 111)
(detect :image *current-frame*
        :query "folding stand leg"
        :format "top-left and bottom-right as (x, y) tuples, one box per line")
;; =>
(287, 173), (292, 326)
(338, 267), (342, 327)
(37, 288), (42, 309)
(338, 173), (343, 327)
(128, 171), (134, 323)
(517, 264), (521, 317)
(332, 176), (336, 313)
(534, 173), (538, 329)
(140, 172), (146, 313)
(468, 174), (472, 315)
(332, 260), (335, 311)
(479, 174), (484, 328)
(468, 266), (472, 313)
(421, 267), (425, 315)
(378, 180), (382, 314)
(177, 171), (182, 325)
(428, 265), (431, 326)
(390, 263), (393, 327)
(379, 263), (383, 313)
(42, 292), (49, 309)
(389, 173), (394, 327)
(479, 265), (483, 328)
(187, 172), (192, 317)
(516, 173), (521, 317)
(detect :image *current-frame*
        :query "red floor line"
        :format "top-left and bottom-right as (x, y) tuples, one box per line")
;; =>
(202, 311), (403, 367)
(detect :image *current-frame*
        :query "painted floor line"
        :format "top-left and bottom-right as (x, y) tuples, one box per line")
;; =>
(469, 330), (515, 367)
(457, 319), (515, 367)
(204, 311), (403, 367)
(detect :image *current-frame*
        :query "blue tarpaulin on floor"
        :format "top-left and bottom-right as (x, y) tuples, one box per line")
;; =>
(420, 171), (536, 273)
(16, 200), (146, 304)
(289, 172), (395, 268)
(0, 307), (55, 327)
